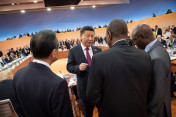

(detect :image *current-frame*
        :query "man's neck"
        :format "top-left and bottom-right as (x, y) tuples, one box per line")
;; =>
(34, 58), (51, 65)
(81, 43), (91, 48)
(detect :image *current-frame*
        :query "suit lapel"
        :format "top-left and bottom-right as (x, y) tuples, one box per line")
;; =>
(147, 40), (160, 53)
(78, 44), (87, 63)
(91, 46), (98, 55)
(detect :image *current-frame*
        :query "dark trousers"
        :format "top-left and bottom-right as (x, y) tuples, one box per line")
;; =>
(80, 99), (94, 117)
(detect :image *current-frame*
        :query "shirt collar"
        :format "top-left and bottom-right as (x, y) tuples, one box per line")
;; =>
(145, 39), (157, 52)
(113, 39), (126, 46)
(81, 43), (92, 50)
(33, 59), (50, 68)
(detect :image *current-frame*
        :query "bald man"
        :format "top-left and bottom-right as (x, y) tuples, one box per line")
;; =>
(87, 19), (152, 117)
(132, 24), (171, 117)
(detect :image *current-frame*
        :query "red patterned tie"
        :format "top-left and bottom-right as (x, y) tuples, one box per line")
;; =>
(85, 47), (91, 67)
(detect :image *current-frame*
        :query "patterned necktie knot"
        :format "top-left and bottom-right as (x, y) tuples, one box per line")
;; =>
(85, 47), (89, 50)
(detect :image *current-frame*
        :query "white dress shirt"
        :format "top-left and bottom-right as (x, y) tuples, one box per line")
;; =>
(33, 59), (50, 68)
(81, 43), (93, 59)
(113, 39), (126, 46)
(145, 39), (157, 52)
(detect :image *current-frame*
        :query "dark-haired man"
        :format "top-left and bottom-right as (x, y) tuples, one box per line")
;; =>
(86, 19), (152, 117)
(14, 30), (73, 117)
(155, 25), (162, 37)
(132, 24), (171, 117)
(67, 26), (102, 117)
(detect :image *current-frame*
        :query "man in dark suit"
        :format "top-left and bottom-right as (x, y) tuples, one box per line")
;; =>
(86, 19), (152, 117)
(132, 24), (171, 117)
(13, 30), (73, 117)
(157, 35), (167, 48)
(0, 50), (3, 57)
(155, 25), (162, 37)
(67, 26), (102, 117)
(171, 25), (176, 34)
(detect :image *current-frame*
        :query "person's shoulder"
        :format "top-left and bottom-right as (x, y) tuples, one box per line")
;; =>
(92, 45), (102, 50)
(70, 44), (81, 51)
(93, 48), (111, 59)
(48, 73), (67, 86)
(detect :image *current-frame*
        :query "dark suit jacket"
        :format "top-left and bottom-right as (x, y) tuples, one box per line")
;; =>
(147, 40), (171, 117)
(156, 28), (162, 37)
(0, 51), (3, 57)
(13, 62), (73, 117)
(86, 40), (152, 117)
(160, 39), (167, 48)
(172, 27), (176, 34)
(0, 80), (24, 117)
(67, 44), (102, 99)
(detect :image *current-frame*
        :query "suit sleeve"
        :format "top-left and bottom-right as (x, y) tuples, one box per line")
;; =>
(67, 49), (81, 74)
(147, 58), (169, 116)
(86, 56), (103, 106)
(51, 80), (73, 117)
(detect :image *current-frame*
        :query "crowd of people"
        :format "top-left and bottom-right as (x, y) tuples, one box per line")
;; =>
(0, 45), (30, 67)
(0, 19), (176, 117)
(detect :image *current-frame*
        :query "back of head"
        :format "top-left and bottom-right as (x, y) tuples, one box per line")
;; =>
(107, 19), (128, 39)
(30, 30), (59, 59)
(106, 19), (128, 48)
(132, 24), (155, 50)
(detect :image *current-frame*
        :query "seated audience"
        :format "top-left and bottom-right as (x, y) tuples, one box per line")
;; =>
(13, 29), (73, 117)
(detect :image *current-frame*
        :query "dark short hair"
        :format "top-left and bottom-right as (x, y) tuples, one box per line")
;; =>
(107, 19), (128, 38)
(80, 26), (95, 35)
(155, 25), (158, 27)
(30, 30), (59, 59)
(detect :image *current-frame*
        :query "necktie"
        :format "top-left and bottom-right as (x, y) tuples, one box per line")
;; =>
(85, 47), (91, 67)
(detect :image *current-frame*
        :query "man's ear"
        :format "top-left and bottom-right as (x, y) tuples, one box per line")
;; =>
(108, 31), (112, 41)
(50, 49), (57, 58)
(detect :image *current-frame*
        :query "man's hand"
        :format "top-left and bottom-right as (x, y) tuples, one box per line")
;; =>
(79, 63), (88, 71)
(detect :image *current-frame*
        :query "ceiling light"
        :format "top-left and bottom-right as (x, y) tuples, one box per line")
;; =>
(47, 8), (51, 11)
(70, 6), (75, 10)
(92, 5), (96, 8)
(12, 3), (15, 5)
(21, 10), (25, 13)
(34, 1), (38, 3)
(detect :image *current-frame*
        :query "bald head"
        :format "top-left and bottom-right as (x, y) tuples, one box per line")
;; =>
(106, 19), (128, 48)
(132, 24), (155, 50)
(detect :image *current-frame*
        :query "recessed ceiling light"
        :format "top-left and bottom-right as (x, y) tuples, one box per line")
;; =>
(21, 10), (25, 13)
(70, 6), (75, 10)
(92, 5), (96, 8)
(47, 8), (51, 11)
(34, 1), (38, 3)
(12, 3), (15, 5)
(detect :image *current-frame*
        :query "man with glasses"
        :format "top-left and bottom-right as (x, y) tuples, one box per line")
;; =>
(132, 24), (171, 117)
